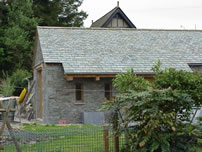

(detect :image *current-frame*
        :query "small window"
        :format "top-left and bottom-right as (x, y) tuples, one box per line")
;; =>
(75, 83), (83, 102)
(105, 83), (112, 100)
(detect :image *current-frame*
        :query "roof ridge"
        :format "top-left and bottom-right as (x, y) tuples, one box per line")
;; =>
(91, 7), (118, 27)
(37, 26), (202, 32)
(101, 7), (136, 28)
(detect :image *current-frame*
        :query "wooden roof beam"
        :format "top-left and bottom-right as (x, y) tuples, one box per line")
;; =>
(65, 74), (154, 81)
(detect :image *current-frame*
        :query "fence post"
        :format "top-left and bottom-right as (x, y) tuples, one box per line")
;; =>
(0, 100), (22, 152)
(104, 126), (109, 152)
(113, 112), (119, 152)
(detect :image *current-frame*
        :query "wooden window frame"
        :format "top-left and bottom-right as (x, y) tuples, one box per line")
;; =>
(104, 83), (112, 101)
(75, 83), (84, 102)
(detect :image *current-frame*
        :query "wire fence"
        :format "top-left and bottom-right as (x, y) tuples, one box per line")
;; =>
(0, 125), (125, 152)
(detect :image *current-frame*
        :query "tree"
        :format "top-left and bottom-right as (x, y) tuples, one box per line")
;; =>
(0, 0), (39, 73)
(33, 0), (88, 26)
(0, 0), (87, 75)
(0, 1), (9, 73)
(102, 67), (202, 152)
(154, 68), (202, 108)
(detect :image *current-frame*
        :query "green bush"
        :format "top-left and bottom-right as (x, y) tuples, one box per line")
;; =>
(10, 69), (31, 95)
(102, 64), (202, 152)
(0, 72), (15, 97)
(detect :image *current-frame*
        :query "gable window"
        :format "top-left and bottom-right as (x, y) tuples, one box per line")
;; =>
(75, 83), (83, 102)
(105, 83), (112, 100)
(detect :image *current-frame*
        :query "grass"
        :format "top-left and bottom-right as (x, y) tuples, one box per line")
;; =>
(1, 123), (201, 152)
(2, 124), (124, 152)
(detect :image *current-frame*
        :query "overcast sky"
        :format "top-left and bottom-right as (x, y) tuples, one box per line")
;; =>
(79, 0), (202, 30)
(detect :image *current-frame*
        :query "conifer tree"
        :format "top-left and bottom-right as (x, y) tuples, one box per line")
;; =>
(33, 0), (87, 26)
(0, 0), (39, 73)
(0, 0), (87, 75)
(0, 1), (9, 73)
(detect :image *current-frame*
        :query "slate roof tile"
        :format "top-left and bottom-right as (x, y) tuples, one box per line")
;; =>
(37, 27), (202, 74)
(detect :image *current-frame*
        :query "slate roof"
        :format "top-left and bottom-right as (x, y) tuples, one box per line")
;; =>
(37, 27), (202, 74)
(91, 6), (136, 28)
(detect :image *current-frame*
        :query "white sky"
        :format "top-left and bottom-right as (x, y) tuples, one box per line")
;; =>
(79, 0), (202, 30)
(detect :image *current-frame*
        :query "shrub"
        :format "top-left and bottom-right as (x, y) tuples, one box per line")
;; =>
(0, 72), (15, 97)
(102, 65), (202, 152)
(10, 69), (31, 95)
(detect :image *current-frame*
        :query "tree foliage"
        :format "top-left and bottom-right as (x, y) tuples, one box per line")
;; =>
(0, 0), (87, 75)
(0, 72), (15, 97)
(154, 68), (202, 107)
(0, 69), (31, 97)
(0, 1), (9, 73)
(102, 67), (202, 152)
(113, 69), (150, 93)
(10, 69), (32, 95)
(33, 0), (88, 26)
(0, 0), (39, 73)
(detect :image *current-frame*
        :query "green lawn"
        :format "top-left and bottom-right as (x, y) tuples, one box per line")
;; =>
(2, 124), (124, 152)
(1, 123), (201, 152)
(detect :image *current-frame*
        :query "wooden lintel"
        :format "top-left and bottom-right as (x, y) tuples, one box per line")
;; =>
(67, 74), (116, 78)
(64, 74), (154, 80)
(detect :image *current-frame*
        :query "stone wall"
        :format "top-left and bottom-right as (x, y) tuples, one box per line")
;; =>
(42, 64), (113, 124)
(33, 41), (202, 124)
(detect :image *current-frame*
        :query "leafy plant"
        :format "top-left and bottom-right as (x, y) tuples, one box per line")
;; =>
(0, 72), (15, 97)
(10, 69), (31, 95)
(154, 68), (202, 107)
(196, 116), (202, 130)
(113, 69), (150, 93)
(102, 64), (202, 152)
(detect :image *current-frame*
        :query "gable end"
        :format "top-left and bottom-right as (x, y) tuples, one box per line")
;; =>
(102, 7), (136, 28)
(91, 6), (136, 28)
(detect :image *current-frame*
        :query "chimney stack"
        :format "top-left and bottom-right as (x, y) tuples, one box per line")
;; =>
(92, 20), (93, 24)
(117, 1), (119, 7)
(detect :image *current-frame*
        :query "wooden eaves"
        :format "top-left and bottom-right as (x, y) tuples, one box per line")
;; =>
(65, 74), (154, 81)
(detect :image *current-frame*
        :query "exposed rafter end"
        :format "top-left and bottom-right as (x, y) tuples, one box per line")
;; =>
(36, 64), (43, 71)
(95, 77), (100, 81)
(65, 76), (73, 81)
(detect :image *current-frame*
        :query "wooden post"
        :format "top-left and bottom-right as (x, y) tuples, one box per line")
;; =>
(125, 109), (129, 146)
(0, 100), (22, 152)
(104, 126), (109, 152)
(113, 112), (119, 152)
(0, 145), (4, 150)
(15, 81), (35, 122)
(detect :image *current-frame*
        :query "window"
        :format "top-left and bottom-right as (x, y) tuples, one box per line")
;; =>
(75, 83), (83, 102)
(105, 83), (112, 100)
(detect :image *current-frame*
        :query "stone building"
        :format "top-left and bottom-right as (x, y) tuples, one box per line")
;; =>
(32, 1), (202, 125)
(33, 26), (202, 124)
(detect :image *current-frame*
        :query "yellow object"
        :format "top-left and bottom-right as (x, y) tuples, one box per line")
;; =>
(18, 88), (27, 103)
